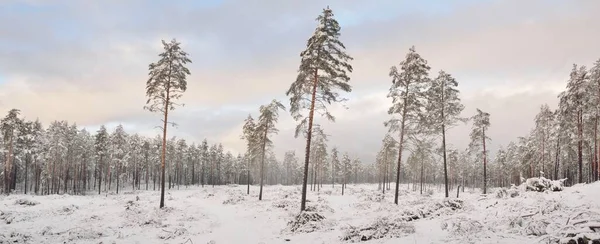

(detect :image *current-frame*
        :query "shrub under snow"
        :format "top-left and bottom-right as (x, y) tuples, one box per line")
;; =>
(342, 217), (415, 242)
(286, 211), (327, 233)
(523, 177), (566, 192)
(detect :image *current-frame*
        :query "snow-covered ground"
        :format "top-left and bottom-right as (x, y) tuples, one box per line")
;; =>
(1, 182), (599, 244)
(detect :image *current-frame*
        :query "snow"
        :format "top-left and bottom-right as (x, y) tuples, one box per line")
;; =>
(1, 182), (599, 243)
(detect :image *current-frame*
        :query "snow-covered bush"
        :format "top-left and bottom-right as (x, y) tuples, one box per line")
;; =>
(341, 217), (415, 242)
(286, 212), (327, 233)
(222, 195), (245, 205)
(523, 177), (566, 192)
(441, 217), (484, 236)
(14, 199), (39, 206)
(494, 188), (520, 198)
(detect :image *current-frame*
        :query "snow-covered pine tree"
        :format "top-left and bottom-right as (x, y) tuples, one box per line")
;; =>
(286, 6), (353, 211)
(385, 46), (430, 204)
(16, 120), (35, 194)
(534, 104), (554, 177)
(469, 109), (491, 194)
(423, 70), (465, 197)
(253, 99), (285, 200)
(330, 147), (339, 187)
(241, 114), (258, 194)
(144, 39), (191, 208)
(200, 139), (209, 188)
(588, 59), (600, 181)
(1, 109), (22, 194)
(110, 125), (128, 194)
(560, 64), (589, 184)
(341, 152), (351, 195)
(95, 125), (109, 195)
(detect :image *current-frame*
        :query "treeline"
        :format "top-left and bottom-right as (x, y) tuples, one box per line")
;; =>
(0, 110), (378, 195)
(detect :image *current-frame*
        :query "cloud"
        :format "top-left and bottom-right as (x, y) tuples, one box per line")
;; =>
(0, 0), (598, 163)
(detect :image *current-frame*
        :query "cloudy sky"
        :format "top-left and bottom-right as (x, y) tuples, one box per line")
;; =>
(0, 0), (599, 163)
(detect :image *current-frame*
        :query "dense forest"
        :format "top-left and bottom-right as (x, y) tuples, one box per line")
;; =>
(1, 6), (599, 209)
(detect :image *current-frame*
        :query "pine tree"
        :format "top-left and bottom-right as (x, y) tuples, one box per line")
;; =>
(330, 147), (339, 187)
(286, 6), (353, 211)
(95, 125), (109, 195)
(469, 109), (491, 194)
(534, 104), (554, 177)
(341, 152), (351, 195)
(241, 115), (257, 194)
(385, 46), (430, 204)
(423, 70), (465, 197)
(560, 64), (589, 183)
(588, 59), (600, 181)
(144, 39), (191, 208)
(253, 100), (285, 200)
(1, 109), (22, 194)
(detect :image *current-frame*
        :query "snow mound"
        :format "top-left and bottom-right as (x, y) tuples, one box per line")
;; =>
(523, 177), (566, 192)
(286, 211), (327, 233)
(222, 195), (245, 205)
(341, 217), (415, 242)
(14, 199), (39, 206)
(442, 217), (484, 236)
(494, 187), (520, 198)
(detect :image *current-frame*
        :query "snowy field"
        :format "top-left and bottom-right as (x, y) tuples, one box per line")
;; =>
(1, 183), (599, 244)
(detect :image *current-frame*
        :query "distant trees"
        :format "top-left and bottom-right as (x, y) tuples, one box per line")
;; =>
(144, 38), (192, 208)
(286, 6), (353, 211)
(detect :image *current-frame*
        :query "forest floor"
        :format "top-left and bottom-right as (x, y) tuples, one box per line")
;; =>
(1, 182), (599, 244)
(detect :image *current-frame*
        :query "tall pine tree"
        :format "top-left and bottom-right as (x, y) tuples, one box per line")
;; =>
(286, 6), (353, 211)
(254, 99), (285, 200)
(423, 70), (465, 197)
(385, 46), (430, 204)
(469, 109), (491, 194)
(144, 39), (191, 208)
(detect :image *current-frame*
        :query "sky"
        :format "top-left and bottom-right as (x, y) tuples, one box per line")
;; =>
(0, 0), (599, 164)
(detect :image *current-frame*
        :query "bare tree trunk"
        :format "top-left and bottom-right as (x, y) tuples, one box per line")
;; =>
(159, 86), (170, 208)
(259, 119), (269, 201)
(300, 68), (319, 212)
(98, 155), (102, 195)
(578, 110), (583, 184)
(394, 86), (409, 204)
(483, 127), (488, 194)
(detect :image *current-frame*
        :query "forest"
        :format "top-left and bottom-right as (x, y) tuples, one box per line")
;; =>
(1, 5), (600, 244)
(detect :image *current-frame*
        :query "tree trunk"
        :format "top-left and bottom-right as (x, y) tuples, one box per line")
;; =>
(98, 155), (103, 195)
(442, 123), (449, 197)
(116, 163), (120, 194)
(25, 154), (29, 194)
(300, 68), (319, 212)
(247, 158), (250, 195)
(420, 158), (424, 195)
(394, 84), (410, 204)
(482, 127), (488, 194)
(259, 119), (269, 201)
(159, 86), (170, 208)
(4, 136), (13, 194)
(578, 110), (583, 184)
